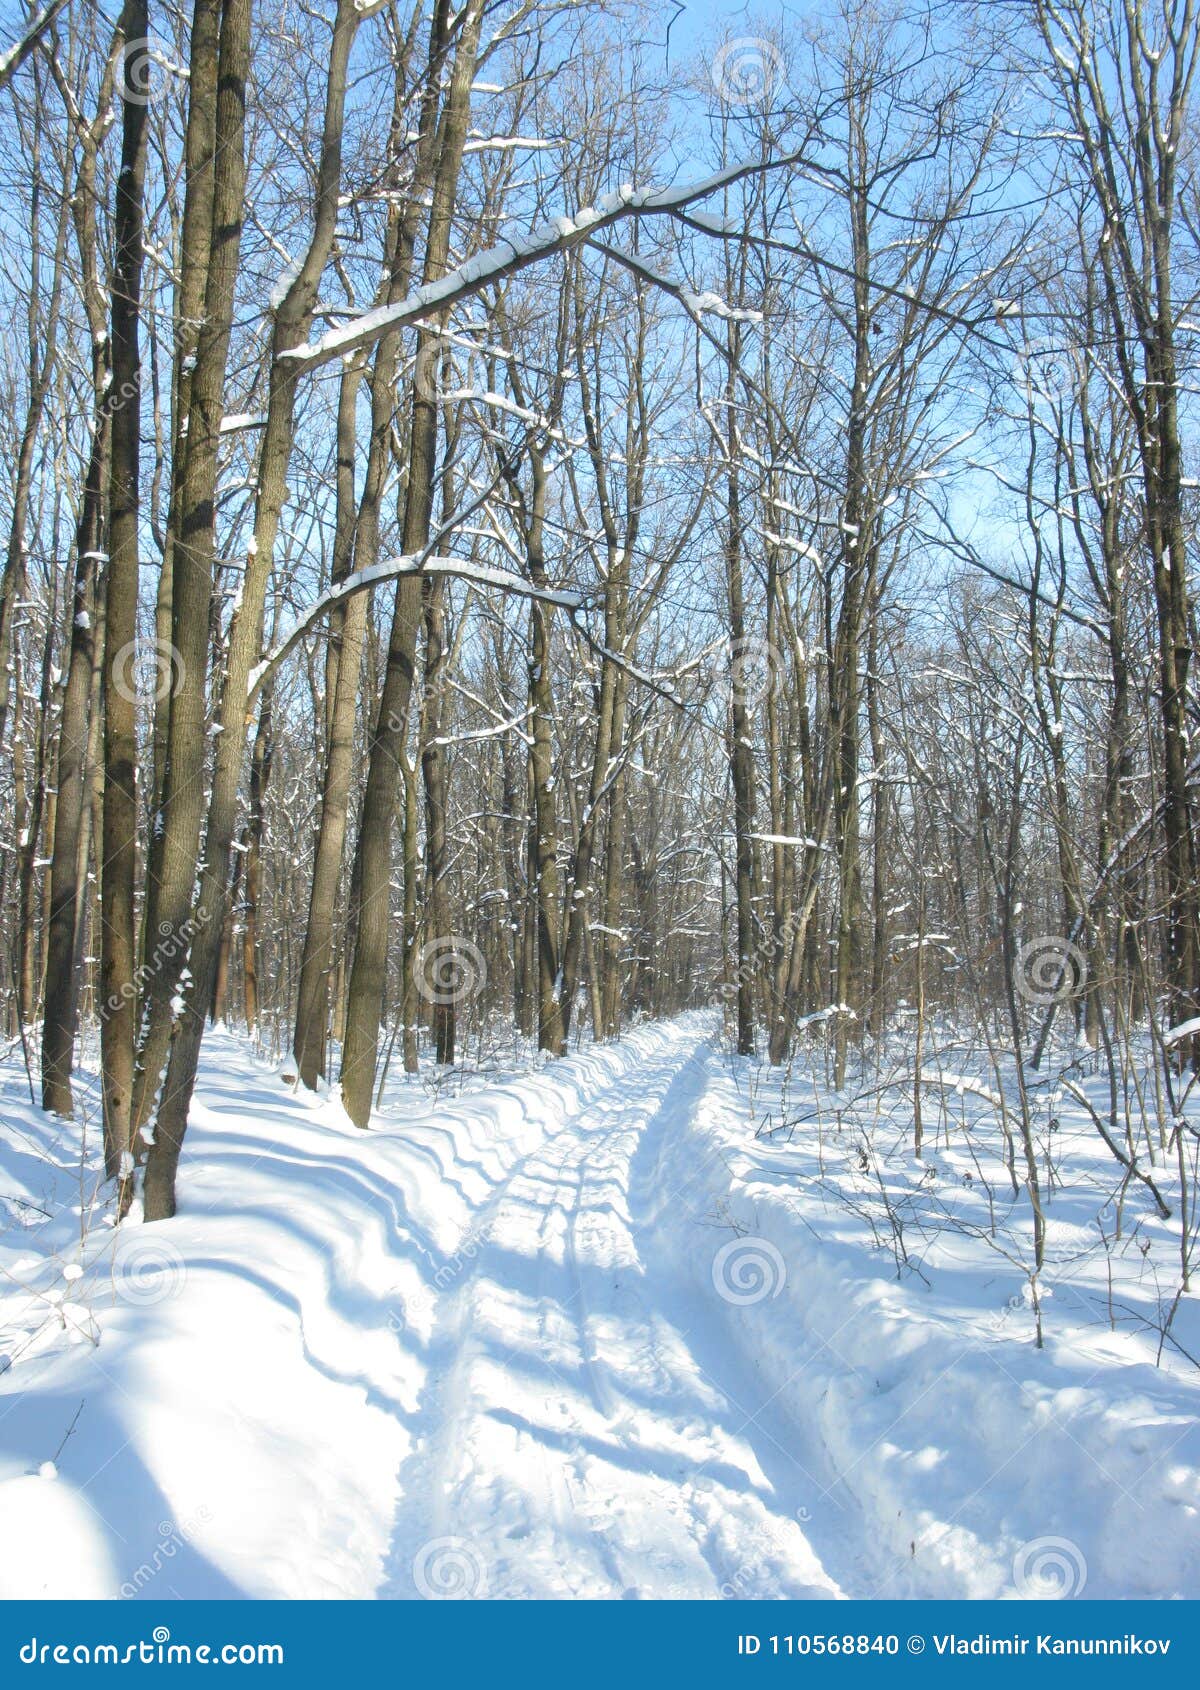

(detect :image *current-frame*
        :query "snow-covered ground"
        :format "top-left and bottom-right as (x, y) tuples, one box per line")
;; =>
(0, 1016), (1196, 1599)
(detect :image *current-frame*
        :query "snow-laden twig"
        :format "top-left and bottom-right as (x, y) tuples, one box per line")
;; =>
(0, 0), (68, 92)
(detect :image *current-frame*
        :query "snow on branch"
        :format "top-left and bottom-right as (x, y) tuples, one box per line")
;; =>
(249, 555), (584, 700)
(0, 0), (68, 92)
(280, 149), (811, 369)
(915, 1071), (1005, 1109)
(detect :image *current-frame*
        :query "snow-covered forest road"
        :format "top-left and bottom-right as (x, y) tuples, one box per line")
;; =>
(1, 1017), (1198, 1601)
(380, 1023), (844, 1601)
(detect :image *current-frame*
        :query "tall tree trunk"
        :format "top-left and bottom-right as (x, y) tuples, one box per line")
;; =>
(513, 447), (567, 1057)
(0, 130), (69, 759)
(725, 441), (757, 1058)
(99, 0), (151, 1182)
(16, 591), (56, 1026)
(831, 150), (873, 1090)
(39, 50), (118, 1110)
(498, 703), (530, 1038)
(41, 388), (107, 1112)
(242, 682), (273, 1033)
(139, 0), (362, 1218)
(210, 845), (241, 1025)
(400, 738), (421, 1073)
(420, 573), (454, 1062)
(340, 0), (485, 1123)
(131, 0), (251, 1137)
(292, 356), (368, 1086)
(1147, 359), (1199, 1059)
(600, 729), (629, 1041)
(866, 607), (888, 1041)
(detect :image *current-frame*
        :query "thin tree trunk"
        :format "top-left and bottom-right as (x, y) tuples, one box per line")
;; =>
(292, 357), (368, 1086)
(242, 682), (273, 1034)
(400, 738), (420, 1073)
(725, 443), (757, 1058)
(420, 573), (454, 1062)
(41, 391), (107, 1112)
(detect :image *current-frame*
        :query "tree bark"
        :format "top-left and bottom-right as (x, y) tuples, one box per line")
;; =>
(99, 0), (151, 1181)
(131, 0), (251, 1139)
(340, 0), (485, 1122)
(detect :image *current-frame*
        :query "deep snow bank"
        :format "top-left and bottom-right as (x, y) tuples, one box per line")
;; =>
(0, 1022), (683, 1599)
(635, 1047), (1200, 1600)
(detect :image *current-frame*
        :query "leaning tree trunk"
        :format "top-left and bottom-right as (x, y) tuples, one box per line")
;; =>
(16, 595), (56, 1026)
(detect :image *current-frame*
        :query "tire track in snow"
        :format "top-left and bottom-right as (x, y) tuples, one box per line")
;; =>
(626, 1059), (876, 1599)
(378, 1022), (843, 1600)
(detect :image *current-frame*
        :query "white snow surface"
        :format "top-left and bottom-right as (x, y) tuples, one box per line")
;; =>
(0, 1017), (1197, 1600)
